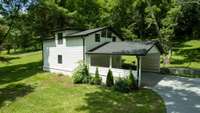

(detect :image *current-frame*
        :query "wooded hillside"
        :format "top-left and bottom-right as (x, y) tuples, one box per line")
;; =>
(0, 0), (200, 52)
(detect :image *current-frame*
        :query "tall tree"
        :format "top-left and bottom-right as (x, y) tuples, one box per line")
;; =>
(0, 0), (35, 45)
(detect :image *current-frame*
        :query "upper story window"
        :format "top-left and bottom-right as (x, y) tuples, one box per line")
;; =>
(112, 36), (116, 42)
(101, 30), (107, 37)
(58, 55), (62, 64)
(107, 30), (112, 38)
(95, 34), (100, 42)
(57, 33), (63, 44)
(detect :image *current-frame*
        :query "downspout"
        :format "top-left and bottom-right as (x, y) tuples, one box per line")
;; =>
(42, 38), (44, 70)
(82, 36), (86, 64)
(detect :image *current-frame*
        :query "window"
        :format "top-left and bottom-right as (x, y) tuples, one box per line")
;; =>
(107, 31), (112, 38)
(57, 33), (63, 44)
(58, 55), (62, 64)
(91, 55), (109, 67)
(95, 34), (100, 42)
(101, 30), (107, 37)
(112, 36), (116, 42)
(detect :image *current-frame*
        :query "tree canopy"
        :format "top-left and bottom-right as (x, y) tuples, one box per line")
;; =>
(0, 0), (200, 53)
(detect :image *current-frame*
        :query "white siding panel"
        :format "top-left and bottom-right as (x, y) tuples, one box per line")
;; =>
(43, 37), (83, 75)
(141, 46), (160, 72)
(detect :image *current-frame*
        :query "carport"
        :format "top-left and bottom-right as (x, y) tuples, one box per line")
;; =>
(87, 40), (164, 88)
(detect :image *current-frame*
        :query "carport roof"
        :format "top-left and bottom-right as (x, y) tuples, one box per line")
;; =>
(87, 40), (164, 56)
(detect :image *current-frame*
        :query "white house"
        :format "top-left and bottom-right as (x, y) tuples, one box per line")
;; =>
(43, 27), (164, 87)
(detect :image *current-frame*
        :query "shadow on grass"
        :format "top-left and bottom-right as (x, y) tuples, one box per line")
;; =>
(0, 83), (34, 107)
(0, 56), (20, 63)
(9, 49), (41, 55)
(75, 87), (166, 113)
(0, 61), (42, 85)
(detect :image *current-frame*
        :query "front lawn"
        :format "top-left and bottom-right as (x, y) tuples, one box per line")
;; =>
(0, 51), (166, 113)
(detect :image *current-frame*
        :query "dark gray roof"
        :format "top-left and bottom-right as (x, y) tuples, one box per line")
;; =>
(51, 27), (85, 32)
(44, 26), (123, 40)
(87, 41), (164, 56)
(66, 27), (107, 37)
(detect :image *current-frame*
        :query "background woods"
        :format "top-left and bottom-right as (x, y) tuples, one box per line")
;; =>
(0, 0), (200, 53)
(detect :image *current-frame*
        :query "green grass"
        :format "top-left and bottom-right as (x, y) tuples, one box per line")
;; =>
(161, 40), (200, 69)
(0, 51), (166, 113)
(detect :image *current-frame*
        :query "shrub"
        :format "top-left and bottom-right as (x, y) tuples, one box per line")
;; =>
(82, 65), (91, 83)
(114, 78), (130, 93)
(89, 76), (95, 85)
(106, 69), (114, 87)
(72, 62), (91, 84)
(128, 69), (136, 89)
(93, 67), (102, 85)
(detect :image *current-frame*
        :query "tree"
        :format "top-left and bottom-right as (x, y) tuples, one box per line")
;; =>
(94, 67), (102, 85)
(106, 69), (114, 87)
(160, 1), (182, 51)
(0, 0), (35, 45)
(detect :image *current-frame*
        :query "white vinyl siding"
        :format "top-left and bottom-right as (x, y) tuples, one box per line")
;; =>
(141, 46), (161, 72)
(43, 37), (83, 75)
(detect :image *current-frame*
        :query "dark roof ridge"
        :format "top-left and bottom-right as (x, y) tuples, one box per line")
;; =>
(88, 42), (110, 52)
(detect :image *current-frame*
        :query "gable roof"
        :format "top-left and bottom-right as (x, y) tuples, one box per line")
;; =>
(44, 27), (123, 40)
(65, 26), (124, 40)
(87, 40), (164, 56)
(66, 27), (107, 37)
(51, 27), (85, 32)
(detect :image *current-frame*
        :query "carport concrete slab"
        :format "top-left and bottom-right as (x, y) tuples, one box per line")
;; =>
(142, 72), (200, 113)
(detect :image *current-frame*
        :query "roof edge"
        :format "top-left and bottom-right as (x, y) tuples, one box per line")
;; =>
(88, 42), (110, 52)
(144, 40), (164, 55)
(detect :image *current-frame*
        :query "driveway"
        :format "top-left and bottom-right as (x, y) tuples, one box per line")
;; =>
(142, 72), (200, 113)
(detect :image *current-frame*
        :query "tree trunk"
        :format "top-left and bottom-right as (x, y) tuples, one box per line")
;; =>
(7, 48), (10, 54)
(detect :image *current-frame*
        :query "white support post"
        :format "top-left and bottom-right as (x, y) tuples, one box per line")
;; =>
(137, 56), (142, 88)
(109, 55), (112, 69)
(138, 56), (142, 87)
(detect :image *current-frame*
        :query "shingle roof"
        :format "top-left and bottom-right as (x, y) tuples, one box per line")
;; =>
(51, 27), (85, 32)
(66, 27), (107, 37)
(44, 27), (123, 40)
(87, 40), (164, 56)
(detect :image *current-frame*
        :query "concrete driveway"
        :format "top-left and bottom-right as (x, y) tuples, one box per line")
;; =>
(142, 72), (200, 113)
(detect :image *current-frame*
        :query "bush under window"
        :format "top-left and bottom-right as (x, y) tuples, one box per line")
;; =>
(72, 62), (91, 84)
